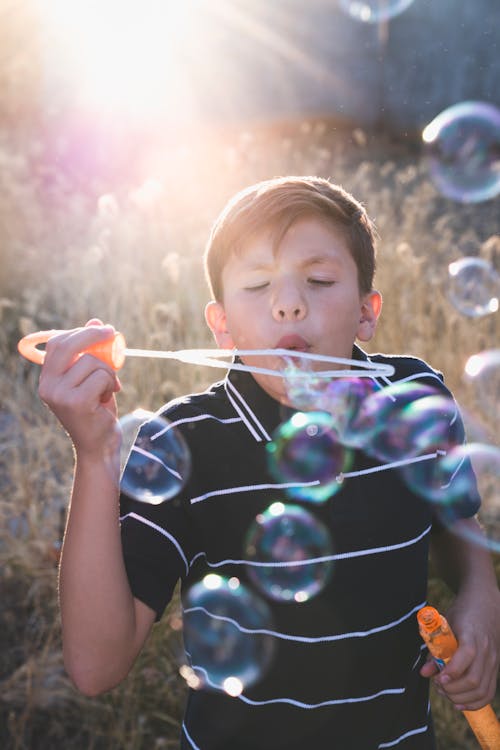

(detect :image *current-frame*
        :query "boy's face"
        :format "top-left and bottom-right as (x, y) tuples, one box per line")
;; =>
(205, 217), (382, 405)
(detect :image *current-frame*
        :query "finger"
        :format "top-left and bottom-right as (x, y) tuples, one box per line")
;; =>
(85, 318), (104, 327)
(420, 659), (439, 678)
(52, 368), (119, 416)
(54, 350), (119, 391)
(437, 642), (475, 683)
(438, 665), (491, 708)
(43, 325), (115, 375)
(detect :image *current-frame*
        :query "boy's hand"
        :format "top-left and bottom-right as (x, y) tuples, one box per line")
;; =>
(38, 319), (122, 459)
(420, 593), (500, 710)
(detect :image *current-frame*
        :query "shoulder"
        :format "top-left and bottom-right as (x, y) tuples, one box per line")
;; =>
(369, 351), (446, 387)
(156, 379), (232, 422)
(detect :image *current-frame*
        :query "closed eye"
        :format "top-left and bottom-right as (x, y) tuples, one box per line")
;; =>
(308, 278), (335, 286)
(244, 282), (269, 291)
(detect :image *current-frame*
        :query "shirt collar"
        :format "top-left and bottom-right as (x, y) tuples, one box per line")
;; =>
(224, 345), (370, 443)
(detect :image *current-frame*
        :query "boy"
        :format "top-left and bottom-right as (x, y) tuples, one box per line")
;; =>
(39, 176), (499, 749)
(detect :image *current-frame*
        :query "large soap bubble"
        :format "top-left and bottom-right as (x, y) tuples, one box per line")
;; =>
(267, 412), (353, 503)
(182, 574), (275, 695)
(120, 410), (191, 504)
(423, 101), (500, 203)
(284, 373), (378, 442)
(339, 0), (415, 24)
(344, 382), (441, 459)
(244, 502), (334, 603)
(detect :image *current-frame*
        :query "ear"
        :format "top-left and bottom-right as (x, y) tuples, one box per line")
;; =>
(357, 290), (382, 342)
(204, 301), (235, 349)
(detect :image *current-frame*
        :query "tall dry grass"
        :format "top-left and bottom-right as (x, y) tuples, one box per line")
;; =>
(1, 119), (499, 749)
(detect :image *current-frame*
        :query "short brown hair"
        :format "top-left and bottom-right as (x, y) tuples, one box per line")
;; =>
(204, 176), (377, 301)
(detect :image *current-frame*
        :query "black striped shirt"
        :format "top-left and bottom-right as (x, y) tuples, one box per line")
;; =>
(120, 346), (480, 750)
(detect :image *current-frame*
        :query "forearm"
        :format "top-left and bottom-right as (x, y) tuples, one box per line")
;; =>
(427, 518), (500, 708)
(430, 518), (499, 597)
(59, 452), (145, 695)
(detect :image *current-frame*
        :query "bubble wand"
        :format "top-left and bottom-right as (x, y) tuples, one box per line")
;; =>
(17, 329), (395, 379)
(417, 606), (500, 750)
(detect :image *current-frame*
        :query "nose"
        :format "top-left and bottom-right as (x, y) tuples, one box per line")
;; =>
(271, 281), (307, 322)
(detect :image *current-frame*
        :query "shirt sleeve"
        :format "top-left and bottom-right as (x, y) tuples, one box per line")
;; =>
(422, 374), (482, 529)
(119, 408), (202, 621)
(120, 492), (198, 620)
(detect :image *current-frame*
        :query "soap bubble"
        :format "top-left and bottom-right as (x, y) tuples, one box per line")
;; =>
(425, 444), (500, 554)
(267, 412), (353, 502)
(344, 382), (441, 459)
(464, 349), (500, 420)
(446, 257), (500, 318)
(244, 502), (334, 603)
(119, 408), (152, 471)
(339, 0), (415, 23)
(120, 411), (191, 504)
(397, 395), (466, 500)
(422, 101), (500, 203)
(285, 374), (377, 442)
(182, 574), (275, 693)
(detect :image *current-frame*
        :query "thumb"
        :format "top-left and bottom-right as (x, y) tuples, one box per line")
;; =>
(420, 657), (439, 679)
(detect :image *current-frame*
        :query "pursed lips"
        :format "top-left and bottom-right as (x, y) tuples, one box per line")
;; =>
(274, 334), (310, 352)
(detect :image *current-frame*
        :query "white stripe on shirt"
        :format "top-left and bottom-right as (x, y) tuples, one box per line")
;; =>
(225, 377), (272, 441)
(190, 480), (320, 505)
(183, 601), (426, 644)
(201, 524), (431, 568)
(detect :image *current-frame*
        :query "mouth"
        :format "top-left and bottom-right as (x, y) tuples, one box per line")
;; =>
(274, 335), (311, 353)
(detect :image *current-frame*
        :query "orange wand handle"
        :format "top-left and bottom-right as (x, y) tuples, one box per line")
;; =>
(17, 329), (126, 371)
(417, 606), (500, 750)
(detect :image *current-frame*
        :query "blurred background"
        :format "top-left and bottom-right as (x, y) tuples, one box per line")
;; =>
(0, 1), (499, 748)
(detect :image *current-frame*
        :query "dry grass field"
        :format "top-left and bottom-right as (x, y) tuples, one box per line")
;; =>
(0, 118), (499, 749)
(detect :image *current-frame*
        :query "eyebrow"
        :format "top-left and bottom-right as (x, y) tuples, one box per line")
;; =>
(240, 253), (343, 272)
(302, 254), (342, 267)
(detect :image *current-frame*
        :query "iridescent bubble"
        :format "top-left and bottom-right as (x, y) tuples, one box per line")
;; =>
(464, 349), (500, 420)
(397, 395), (466, 500)
(244, 502), (334, 603)
(267, 412), (353, 502)
(339, 0), (415, 23)
(422, 101), (500, 203)
(345, 382), (441, 459)
(285, 374), (377, 441)
(182, 574), (275, 693)
(119, 408), (152, 472)
(447, 257), (500, 318)
(283, 362), (326, 412)
(120, 411), (191, 504)
(423, 444), (500, 554)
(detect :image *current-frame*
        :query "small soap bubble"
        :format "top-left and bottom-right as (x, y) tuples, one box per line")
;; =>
(267, 412), (352, 502)
(244, 503), (334, 603)
(446, 257), (500, 318)
(339, 0), (415, 23)
(464, 349), (500, 420)
(182, 575), (275, 693)
(422, 101), (500, 203)
(120, 411), (191, 504)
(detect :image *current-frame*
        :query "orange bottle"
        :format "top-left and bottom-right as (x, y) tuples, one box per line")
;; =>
(417, 606), (500, 750)
(17, 329), (126, 370)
